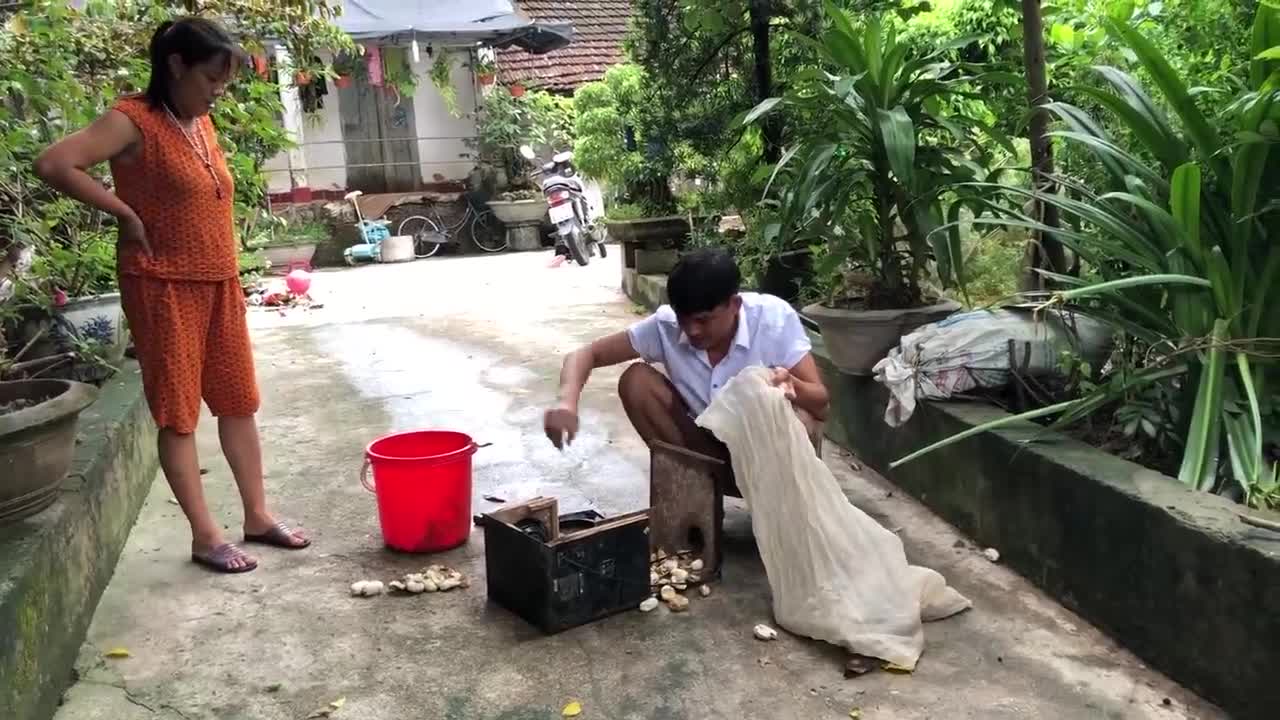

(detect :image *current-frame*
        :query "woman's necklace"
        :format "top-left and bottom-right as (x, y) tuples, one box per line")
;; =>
(163, 105), (224, 199)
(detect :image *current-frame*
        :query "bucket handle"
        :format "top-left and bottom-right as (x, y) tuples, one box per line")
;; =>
(360, 442), (491, 494)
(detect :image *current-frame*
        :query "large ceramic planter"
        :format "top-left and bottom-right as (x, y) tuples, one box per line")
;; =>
(486, 199), (547, 225)
(61, 292), (127, 363)
(759, 248), (814, 304)
(262, 242), (317, 273)
(804, 299), (962, 375)
(0, 379), (98, 525)
(607, 216), (712, 271)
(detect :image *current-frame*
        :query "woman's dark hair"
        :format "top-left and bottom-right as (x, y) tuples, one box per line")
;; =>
(145, 17), (243, 109)
(668, 248), (742, 316)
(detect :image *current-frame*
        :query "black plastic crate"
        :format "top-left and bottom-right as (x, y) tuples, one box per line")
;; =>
(481, 497), (650, 634)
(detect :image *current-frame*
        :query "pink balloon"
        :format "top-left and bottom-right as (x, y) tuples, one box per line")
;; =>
(285, 269), (312, 296)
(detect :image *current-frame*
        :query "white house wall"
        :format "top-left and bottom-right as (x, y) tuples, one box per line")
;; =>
(264, 48), (479, 195)
(410, 48), (478, 185)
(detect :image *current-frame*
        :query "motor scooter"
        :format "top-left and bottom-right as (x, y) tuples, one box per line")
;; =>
(519, 144), (603, 266)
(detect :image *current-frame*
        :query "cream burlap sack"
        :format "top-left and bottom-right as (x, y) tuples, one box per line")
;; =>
(697, 367), (971, 669)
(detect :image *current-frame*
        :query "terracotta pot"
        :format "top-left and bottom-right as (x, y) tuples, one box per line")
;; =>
(509, 83), (526, 98)
(477, 72), (495, 86)
(335, 74), (353, 89)
(0, 379), (98, 525)
(295, 71), (312, 86)
(804, 299), (962, 375)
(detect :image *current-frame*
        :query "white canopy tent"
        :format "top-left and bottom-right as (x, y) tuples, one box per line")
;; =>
(336, 0), (573, 52)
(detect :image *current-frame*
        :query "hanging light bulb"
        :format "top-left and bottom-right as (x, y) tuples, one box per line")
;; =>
(411, 39), (421, 64)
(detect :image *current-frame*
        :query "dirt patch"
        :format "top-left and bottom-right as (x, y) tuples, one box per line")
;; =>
(0, 395), (49, 416)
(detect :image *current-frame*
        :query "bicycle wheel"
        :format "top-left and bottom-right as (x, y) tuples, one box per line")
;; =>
(470, 210), (508, 253)
(399, 215), (445, 259)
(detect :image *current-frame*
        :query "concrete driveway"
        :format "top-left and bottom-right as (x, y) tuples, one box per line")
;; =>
(54, 251), (1221, 720)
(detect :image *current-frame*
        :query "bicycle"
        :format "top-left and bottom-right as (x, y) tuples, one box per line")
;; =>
(397, 193), (505, 259)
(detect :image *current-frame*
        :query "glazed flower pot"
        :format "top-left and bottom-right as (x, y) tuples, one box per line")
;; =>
(61, 292), (127, 363)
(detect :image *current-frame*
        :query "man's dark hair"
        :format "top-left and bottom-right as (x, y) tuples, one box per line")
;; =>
(145, 17), (243, 110)
(667, 248), (741, 316)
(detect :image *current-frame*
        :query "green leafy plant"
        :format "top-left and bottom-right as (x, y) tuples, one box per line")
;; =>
(1, 0), (351, 376)
(748, 6), (1013, 309)
(573, 64), (677, 214)
(894, 6), (1280, 509)
(429, 51), (457, 116)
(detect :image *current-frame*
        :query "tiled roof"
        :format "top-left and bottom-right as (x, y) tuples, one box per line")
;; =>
(497, 1), (632, 93)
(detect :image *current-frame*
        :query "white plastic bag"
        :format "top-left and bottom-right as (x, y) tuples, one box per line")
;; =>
(696, 368), (971, 669)
(873, 308), (1112, 427)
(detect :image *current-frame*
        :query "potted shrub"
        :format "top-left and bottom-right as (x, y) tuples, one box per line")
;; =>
(14, 208), (128, 381)
(252, 217), (326, 274)
(747, 10), (1005, 374)
(0, 378), (97, 524)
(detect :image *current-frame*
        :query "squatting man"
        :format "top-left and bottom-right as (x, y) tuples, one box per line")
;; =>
(543, 248), (830, 471)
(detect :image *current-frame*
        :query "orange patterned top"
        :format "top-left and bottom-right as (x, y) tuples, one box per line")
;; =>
(110, 95), (238, 281)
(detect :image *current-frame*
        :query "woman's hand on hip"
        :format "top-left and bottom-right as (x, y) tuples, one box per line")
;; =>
(118, 211), (154, 257)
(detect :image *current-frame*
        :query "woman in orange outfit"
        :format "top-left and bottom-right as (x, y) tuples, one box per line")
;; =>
(36, 17), (308, 573)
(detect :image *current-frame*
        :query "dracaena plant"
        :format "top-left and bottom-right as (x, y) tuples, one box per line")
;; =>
(896, 6), (1280, 509)
(746, 4), (1016, 310)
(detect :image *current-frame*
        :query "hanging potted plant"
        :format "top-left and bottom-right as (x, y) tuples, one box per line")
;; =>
(332, 53), (360, 89)
(428, 52), (461, 115)
(509, 82), (526, 98)
(475, 57), (496, 86)
(747, 11), (1005, 374)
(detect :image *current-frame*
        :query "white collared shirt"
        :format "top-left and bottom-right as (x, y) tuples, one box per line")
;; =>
(626, 292), (813, 416)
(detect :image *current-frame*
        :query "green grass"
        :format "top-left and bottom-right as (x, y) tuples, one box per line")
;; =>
(252, 219), (330, 249)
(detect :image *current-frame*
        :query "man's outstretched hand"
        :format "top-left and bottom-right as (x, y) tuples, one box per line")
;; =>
(543, 405), (579, 450)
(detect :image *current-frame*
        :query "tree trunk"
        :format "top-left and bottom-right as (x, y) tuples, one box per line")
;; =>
(750, 0), (781, 164)
(1019, 0), (1069, 292)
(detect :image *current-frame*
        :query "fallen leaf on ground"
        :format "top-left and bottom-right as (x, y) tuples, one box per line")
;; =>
(103, 648), (131, 659)
(849, 709), (862, 719)
(562, 700), (583, 717)
(265, 683), (282, 693)
(882, 662), (913, 674)
(306, 697), (346, 718)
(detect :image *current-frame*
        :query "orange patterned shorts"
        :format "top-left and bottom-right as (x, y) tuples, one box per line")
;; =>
(119, 276), (260, 434)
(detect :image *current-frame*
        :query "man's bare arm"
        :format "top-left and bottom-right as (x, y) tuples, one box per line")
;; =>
(556, 331), (640, 413)
(545, 331), (641, 449)
(787, 353), (830, 421)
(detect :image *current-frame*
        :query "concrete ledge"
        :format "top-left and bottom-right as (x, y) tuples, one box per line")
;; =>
(622, 268), (668, 310)
(814, 351), (1280, 720)
(0, 364), (158, 720)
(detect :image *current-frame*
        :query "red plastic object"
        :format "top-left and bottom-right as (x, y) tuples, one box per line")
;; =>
(285, 268), (312, 296)
(361, 430), (480, 553)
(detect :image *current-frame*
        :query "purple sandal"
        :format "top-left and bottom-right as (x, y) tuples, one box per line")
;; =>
(192, 543), (258, 573)
(244, 521), (311, 550)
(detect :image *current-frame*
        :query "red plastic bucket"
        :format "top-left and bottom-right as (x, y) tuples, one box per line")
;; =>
(361, 430), (487, 553)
